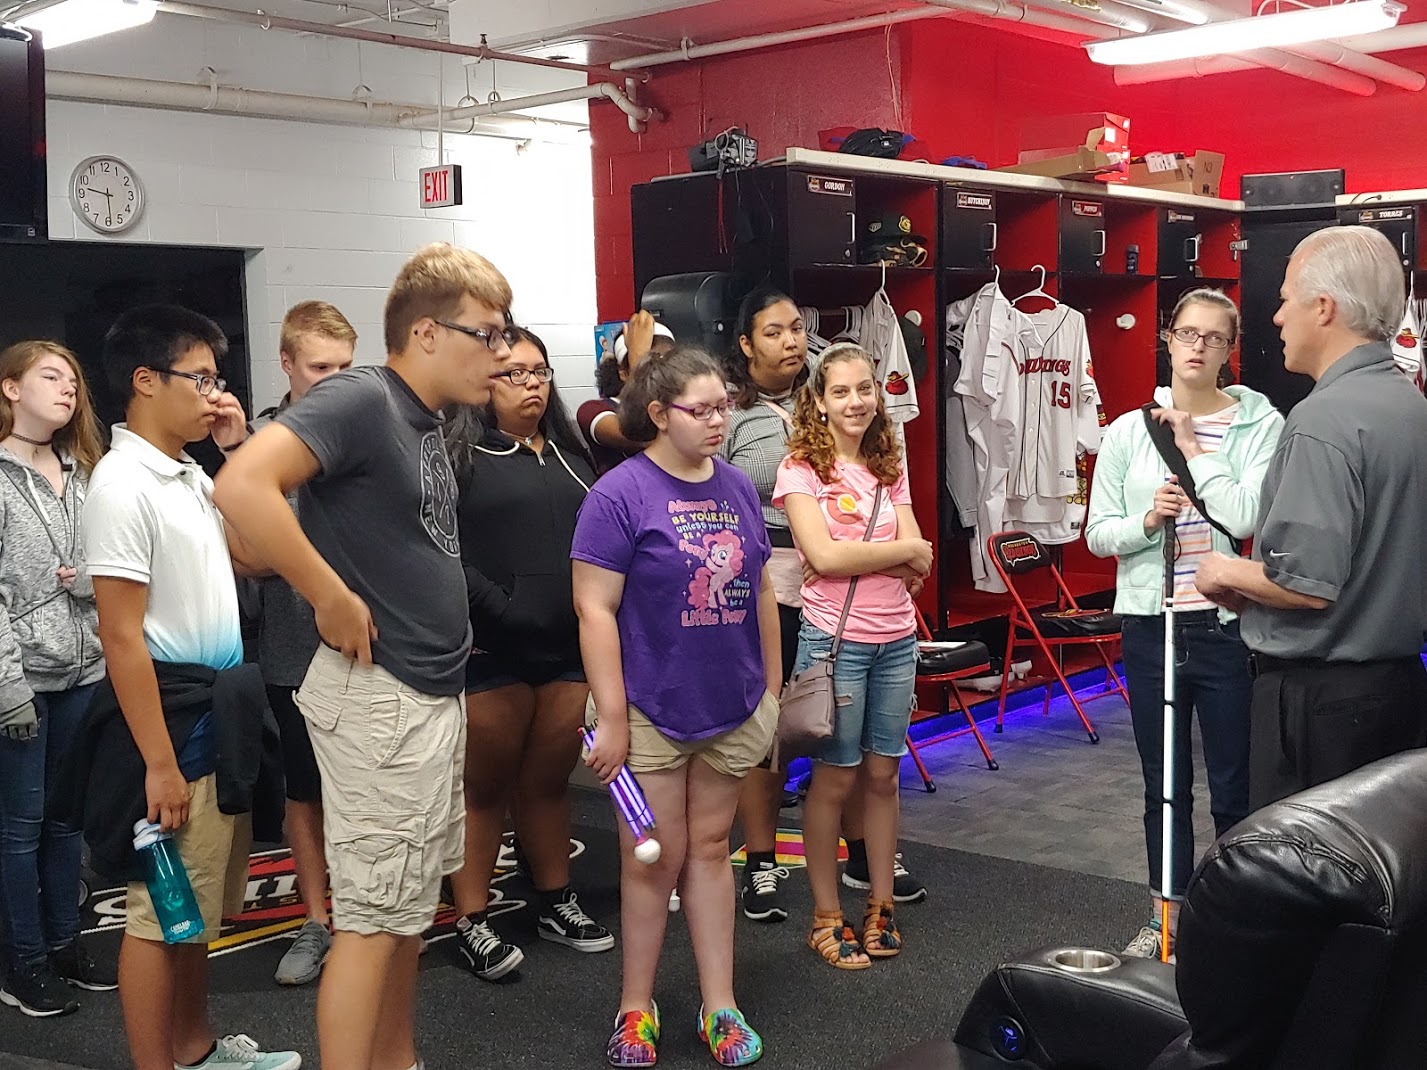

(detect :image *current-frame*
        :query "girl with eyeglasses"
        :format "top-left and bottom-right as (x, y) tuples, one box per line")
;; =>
(0, 341), (111, 1016)
(573, 346), (779, 1068)
(1085, 288), (1284, 962)
(442, 327), (611, 984)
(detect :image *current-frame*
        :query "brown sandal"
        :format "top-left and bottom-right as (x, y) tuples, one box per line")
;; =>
(863, 898), (902, 957)
(808, 909), (872, 970)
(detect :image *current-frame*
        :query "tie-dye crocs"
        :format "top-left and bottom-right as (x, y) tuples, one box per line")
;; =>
(607, 1001), (660, 1067)
(697, 1005), (763, 1066)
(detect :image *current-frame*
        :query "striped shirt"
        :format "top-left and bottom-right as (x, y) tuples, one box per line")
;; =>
(1172, 404), (1238, 611)
(721, 392), (795, 533)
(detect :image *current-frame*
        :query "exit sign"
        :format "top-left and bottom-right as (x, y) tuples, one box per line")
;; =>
(419, 164), (462, 209)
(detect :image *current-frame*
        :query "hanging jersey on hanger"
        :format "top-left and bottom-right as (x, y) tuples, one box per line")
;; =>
(865, 287), (919, 426)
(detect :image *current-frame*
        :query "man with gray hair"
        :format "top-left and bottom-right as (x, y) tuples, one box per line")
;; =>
(1195, 225), (1427, 807)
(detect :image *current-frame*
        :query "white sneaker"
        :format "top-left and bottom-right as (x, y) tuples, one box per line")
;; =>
(175, 1034), (301, 1070)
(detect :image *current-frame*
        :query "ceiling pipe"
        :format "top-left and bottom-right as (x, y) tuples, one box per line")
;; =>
(402, 81), (659, 132)
(1335, 22), (1427, 53)
(45, 69), (596, 138)
(1291, 39), (1424, 90)
(1014, 0), (1151, 34)
(1115, 44), (1377, 92)
(152, 1), (636, 82)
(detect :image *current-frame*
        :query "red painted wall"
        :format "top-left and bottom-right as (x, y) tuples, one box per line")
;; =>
(592, 18), (1427, 319)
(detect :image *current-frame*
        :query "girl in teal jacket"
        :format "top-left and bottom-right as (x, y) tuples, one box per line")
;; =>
(1086, 288), (1283, 962)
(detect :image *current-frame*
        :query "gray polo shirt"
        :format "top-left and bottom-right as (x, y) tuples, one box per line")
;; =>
(1241, 342), (1427, 661)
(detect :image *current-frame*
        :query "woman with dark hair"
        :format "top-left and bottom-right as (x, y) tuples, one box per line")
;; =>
(0, 341), (112, 1016)
(578, 310), (676, 475)
(443, 326), (611, 985)
(575, 346), (777, 1067)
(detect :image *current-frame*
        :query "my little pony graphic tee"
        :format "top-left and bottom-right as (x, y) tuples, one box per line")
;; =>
(773, 457), (916, 644)
(572, 452), (772, 741)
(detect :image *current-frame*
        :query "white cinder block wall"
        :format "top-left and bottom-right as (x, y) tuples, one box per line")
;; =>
(43, 17), (599, 411)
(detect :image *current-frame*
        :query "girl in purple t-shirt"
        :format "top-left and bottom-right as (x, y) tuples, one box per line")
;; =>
(571, 347), (779, 1069)
(771, 343), (933, 971)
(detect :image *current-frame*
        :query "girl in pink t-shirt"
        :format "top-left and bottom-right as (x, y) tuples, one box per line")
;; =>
(771, 343), (933, 970)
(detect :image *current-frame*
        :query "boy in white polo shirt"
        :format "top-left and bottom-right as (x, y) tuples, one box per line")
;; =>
(84, 305), (299, 1070)
(214, 244), (513, 1070)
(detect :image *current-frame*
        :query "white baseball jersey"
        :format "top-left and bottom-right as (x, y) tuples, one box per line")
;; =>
(1391, 300), (1424, 391)
(1009, 305), (1103, 501)
(864, 287), (920, 425)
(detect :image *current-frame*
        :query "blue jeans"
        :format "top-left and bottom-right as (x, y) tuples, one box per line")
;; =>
(0, 684), (97, 969)
(793, 620), (917, 767)
(1120, 612), (1251, 896)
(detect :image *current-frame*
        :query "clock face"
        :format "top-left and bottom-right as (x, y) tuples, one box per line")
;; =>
(71, 156), (144, 234)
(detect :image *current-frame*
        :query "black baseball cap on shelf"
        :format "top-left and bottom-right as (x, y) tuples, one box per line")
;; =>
(863, 212), (926, 245)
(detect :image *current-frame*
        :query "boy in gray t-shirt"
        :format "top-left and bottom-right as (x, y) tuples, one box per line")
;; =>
(214, 245), (514, 1070)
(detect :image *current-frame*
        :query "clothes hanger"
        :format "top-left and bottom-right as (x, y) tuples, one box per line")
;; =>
(1012, 264), (1057, 310)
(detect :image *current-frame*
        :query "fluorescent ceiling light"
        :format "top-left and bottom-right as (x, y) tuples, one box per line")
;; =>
(1085, 0), (1404, 64)
(17, 0), (157, 49)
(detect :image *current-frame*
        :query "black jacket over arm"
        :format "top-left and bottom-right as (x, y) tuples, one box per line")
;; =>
(51, 660), (284, 882)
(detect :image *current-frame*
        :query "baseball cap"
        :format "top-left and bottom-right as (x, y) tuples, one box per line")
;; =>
(614, 320), (675, 364)
(863, 211), (925, 244)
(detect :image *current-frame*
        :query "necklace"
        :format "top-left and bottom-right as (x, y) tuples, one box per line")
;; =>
(507, 430), (539, 449)
(10, 432), (52, 447)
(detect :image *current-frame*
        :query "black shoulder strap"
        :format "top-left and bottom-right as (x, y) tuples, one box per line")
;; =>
(1140, 404), (1243, 556)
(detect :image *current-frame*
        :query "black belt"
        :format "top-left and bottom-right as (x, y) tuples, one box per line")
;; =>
(1248, 651), (1419, 678)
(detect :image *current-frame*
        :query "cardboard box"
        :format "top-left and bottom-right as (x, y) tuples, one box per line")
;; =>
(1127, 151), (1225, 198)
(999, 127), (1127, 181)
(999, 112), (1131, 181)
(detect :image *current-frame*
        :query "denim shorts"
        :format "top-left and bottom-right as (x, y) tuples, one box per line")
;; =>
(792, 620), (918, 767)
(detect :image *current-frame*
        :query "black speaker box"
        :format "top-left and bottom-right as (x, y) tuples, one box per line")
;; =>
(1241, 170), (1346, 207)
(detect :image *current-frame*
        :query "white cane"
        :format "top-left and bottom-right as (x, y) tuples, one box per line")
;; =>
(1159, 504), (1178, 964)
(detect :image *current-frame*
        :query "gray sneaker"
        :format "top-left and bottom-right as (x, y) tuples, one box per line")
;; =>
(274, 920), (331, 986)
(1122, 925), (1176, 964)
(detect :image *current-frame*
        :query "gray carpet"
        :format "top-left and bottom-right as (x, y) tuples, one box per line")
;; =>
(2, 796), (1146, 1070)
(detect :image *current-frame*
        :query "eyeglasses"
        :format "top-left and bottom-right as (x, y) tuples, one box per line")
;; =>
(493, 366), (554, 385)
(1168, 327), (1232, 350)
(436, 320), (519, 353)
(151, 368), (226, 397)
(667, 401), (731, 422)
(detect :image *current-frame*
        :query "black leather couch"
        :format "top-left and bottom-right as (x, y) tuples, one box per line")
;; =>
(876, 749), (1427, 1070)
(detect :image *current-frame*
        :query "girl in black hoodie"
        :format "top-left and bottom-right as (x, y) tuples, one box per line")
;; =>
(443, 327), (611, 983)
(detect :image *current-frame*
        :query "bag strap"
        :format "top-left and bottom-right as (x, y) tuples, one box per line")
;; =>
(761, 398), (794, 428)
(1140, 405), (1242, 555)
(827, 483), (885, 659)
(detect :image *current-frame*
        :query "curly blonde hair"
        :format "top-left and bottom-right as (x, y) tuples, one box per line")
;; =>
(786, 343), (901, 486)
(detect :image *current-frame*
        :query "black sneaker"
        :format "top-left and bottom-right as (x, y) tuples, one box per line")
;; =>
(537, 888), (614, 953)
(740, 860), (790, 922)
(453, 913), (524, 981)
(842, 852), (929, 903)
(1, 960), (80, 1017)
(50, 940), (117, 992)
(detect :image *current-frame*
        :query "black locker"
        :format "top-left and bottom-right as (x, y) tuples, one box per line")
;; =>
(631, 174), (728, 302)
(1158, 207), (1203, 278)
(1059, 196), (1106, 273)
(1338, 204), (1416, 270)
(783, 171), (858, 267)
(941, 186), (997, 270)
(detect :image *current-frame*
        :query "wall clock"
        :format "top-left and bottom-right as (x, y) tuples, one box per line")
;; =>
(71, 156), (145, 235)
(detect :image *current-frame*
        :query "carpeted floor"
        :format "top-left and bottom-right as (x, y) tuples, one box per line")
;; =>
(4, 796), (1145, 1070)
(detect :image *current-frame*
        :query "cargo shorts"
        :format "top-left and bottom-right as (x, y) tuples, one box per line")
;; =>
(296, 645), (466, 937)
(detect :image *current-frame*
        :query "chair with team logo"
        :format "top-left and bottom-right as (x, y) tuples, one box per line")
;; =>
(905, 606), (998, 790)
(988, 531), (1128, 744)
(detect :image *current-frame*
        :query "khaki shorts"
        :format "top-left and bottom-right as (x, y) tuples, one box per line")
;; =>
(126, 773), (251, 944)
(587, 690), (779, 778)
(297, 645), (466, 937)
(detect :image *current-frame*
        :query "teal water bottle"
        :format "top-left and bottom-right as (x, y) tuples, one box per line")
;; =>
(132, 819), (205, 944)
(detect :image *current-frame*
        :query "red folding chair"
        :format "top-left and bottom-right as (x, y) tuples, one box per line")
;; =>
(988, 531), (1129, 744)
(905, 606), (998, 792)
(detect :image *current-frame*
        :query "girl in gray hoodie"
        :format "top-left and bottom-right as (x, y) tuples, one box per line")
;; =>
(0, 341), (109, 1018)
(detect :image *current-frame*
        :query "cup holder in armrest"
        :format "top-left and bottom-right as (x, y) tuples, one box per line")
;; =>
(1050, 948), (1121, 974)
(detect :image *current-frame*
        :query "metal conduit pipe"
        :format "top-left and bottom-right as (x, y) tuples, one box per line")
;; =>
(922, 0), (1119, 38)
(402, 81), (660, 132)
(45, 70), (596, 135)
(1013, 0), (1149, 34)
(152, 0), (634, 82)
